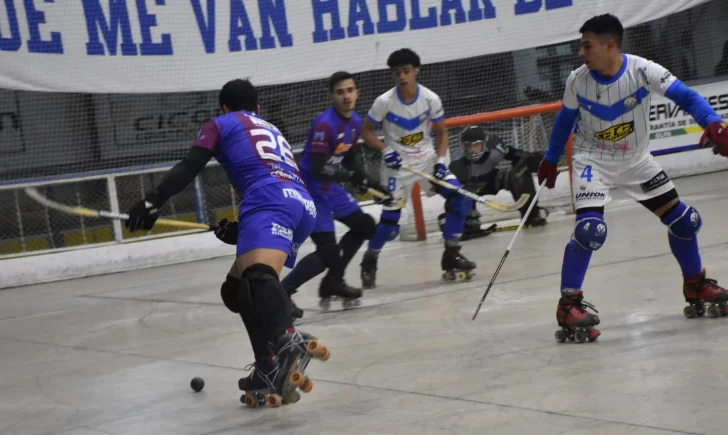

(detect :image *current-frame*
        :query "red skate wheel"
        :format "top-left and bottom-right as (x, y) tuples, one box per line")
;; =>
(306, 339), (321, 354)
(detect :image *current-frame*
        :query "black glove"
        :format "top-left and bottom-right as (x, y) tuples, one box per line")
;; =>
(214, 219), (238, 245)
(125, 199), (159, 232)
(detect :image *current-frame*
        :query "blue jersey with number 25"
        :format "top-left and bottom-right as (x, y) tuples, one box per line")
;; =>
(193, 111), (306, 194)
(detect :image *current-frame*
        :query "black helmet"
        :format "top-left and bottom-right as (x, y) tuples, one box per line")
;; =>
(460, 125), (487, 162)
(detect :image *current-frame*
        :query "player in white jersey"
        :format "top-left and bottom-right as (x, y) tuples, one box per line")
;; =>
(358, 48), (476, 288)
(538, 14), (728, 343)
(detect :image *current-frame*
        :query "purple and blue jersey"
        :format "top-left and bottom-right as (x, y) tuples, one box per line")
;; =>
(193, 111), (315, 268)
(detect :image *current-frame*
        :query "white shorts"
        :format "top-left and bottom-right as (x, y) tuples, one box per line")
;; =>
(380, 156), (457, 211)
(571, 154), (676, 209)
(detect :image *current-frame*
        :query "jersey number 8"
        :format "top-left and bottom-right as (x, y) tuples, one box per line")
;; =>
(250, 128), (299, 170)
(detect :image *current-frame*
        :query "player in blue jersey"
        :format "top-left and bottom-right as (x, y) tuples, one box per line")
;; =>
(124, 79), (328, 406)
(538, 15), (728, 343)
(276, 71), (392, 315)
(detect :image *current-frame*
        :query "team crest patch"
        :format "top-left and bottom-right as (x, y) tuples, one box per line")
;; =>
(624, 96), (638, 110)
(397, 132), (424, 147)
(595, 121), (634, 142)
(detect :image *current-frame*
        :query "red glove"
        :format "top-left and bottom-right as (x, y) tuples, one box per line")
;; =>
(537, 159), (558, 189)
(700, 121), (728, 157)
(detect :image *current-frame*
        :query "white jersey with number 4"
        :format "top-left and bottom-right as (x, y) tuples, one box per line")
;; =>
(366, 84), (445, 165)
(565, 54), (677, 161)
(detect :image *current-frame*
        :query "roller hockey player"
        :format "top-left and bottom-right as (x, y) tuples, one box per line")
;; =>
(438, 126), (547, 240)
(359, 48), (476, 287)
(538, 14), (728, 343)
(277, 72), (392, 315)
(124, 79), (329, 407)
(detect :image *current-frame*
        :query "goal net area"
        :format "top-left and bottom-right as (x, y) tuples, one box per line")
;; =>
(1, 1), (727, 255)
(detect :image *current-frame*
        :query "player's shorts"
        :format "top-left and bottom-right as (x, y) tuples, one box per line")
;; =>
(571, 153), (676, 209)
(380, 155), (460, 211)
(304, 179), (361, 233)
(237, 183), (317, 268)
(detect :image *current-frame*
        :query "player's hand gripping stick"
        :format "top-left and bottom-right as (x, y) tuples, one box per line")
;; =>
(401, 165), (530, 212)
(472, 179), (547, 320)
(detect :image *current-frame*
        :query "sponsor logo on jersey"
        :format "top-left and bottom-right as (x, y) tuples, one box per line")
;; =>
(624, 97), (638, 110)
(640, 170), (670, 193)
(397, 131), (424, 147)
(334, 143), (352, 155)
(637, 67), (650, 84)
(661, 71), (673, 84)
(575, 191), (606, 201)
(594, 121), (635, 142)
(313, 131), (326, 141)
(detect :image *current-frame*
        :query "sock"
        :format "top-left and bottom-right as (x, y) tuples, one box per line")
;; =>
(280, 253), (326, 294)
(661, 202), (702, 278)
(443, 211), (466, 243)
(560, 239), (593, 294)
(339, 231), (365, 272)
(368, 210), (401, 251)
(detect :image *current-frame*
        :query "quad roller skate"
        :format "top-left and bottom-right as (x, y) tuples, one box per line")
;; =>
(683, 269), (728, 319)
(239, 331), (330, 408)
(318, 275), (362, 311)
(441, 245), (476, 282)
(360, 250), (378, 289)
(555, 290), (601, 343)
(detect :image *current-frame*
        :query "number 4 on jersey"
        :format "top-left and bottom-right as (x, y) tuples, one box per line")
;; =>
(580, 165), (593, 182)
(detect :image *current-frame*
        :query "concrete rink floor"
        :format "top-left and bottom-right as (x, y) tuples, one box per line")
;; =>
(2, 172), (728, 435)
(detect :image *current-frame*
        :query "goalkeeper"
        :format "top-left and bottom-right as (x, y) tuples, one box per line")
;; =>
(439, 125), (548, 240)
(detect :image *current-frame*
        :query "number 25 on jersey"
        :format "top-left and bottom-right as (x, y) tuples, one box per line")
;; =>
(251, 128), (299, 170)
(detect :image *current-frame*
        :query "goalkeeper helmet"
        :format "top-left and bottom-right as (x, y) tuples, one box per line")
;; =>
(460, 125), (487, 162)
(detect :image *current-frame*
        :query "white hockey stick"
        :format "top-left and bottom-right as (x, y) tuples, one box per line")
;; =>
(24, 187), (214, 231)
(472, 179), (547, 320)
(401, 165), (530, 212)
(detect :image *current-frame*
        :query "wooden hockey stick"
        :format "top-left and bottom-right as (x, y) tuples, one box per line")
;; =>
(24, 187), (214, 231)
(401, 165), (530, 212)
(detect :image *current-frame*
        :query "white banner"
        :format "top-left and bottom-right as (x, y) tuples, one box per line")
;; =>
(0, 0), (713, 93)
(649, 80), (728, 155)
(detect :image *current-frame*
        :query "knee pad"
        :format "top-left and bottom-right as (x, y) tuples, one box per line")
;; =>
(572, 211), (608, 251)
(220, 274), (241, 313)
(341, 211), (377, 240)
(445, 194), (473, 217)
(663, 202), (702, 240)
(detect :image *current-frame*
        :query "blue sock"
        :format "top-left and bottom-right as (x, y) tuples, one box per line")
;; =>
(661, 202), (702, 278)
(368, 210), (400, 251)
(443, 211), (466, 243)
(561, 239), (593, 294)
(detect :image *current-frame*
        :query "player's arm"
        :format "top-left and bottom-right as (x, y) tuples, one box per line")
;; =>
(430, 93), (450, 180)
(125, 121), (217, 232)
(538, 72), (580, 188)
(646, 61), (728, 155)
(361, 95), (402, 170)
(307, 121), (356, 183)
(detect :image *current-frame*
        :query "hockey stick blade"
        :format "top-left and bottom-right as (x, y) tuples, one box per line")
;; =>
(472, 180), (547, 320)
(401, 165), (528, 212)
(24, 187), (214, 231)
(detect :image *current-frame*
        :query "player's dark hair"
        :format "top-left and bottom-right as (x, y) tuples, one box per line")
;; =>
(219, 79), (258, 112)
(580, 14), (623, 48)
(387, 48), (421, 69)
(328, 71), (356, 92)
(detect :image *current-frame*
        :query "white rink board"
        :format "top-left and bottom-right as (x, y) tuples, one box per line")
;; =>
(2, 148), (728, 289)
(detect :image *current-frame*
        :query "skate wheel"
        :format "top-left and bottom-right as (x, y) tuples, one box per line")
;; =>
(574, 330), (587, 343)
(318, 347), (331, 362)
(458, 271), (470, 281)
(306, 339), (322, 354)
(266, 394), (282, 408)
(587, 328), (600, 342)
(707, 305), (721, 318)
(282, 390), (300, 405)
(442, 271), (455, 282)
(289, 370), (306, 388)
(242, 394), (258, 408)
(554, 330), (567, 343)
(300, 379), (314, 393)
(683, 305), (696, 319)
(343, 300), (356, 310)
(319, 299), (331, 311)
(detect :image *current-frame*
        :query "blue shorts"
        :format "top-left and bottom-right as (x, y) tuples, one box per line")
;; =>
(237, 183), (317, 269)
(305, 179), (361, 233)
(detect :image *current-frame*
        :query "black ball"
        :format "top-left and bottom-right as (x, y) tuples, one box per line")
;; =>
(190, 377), (205, 392)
